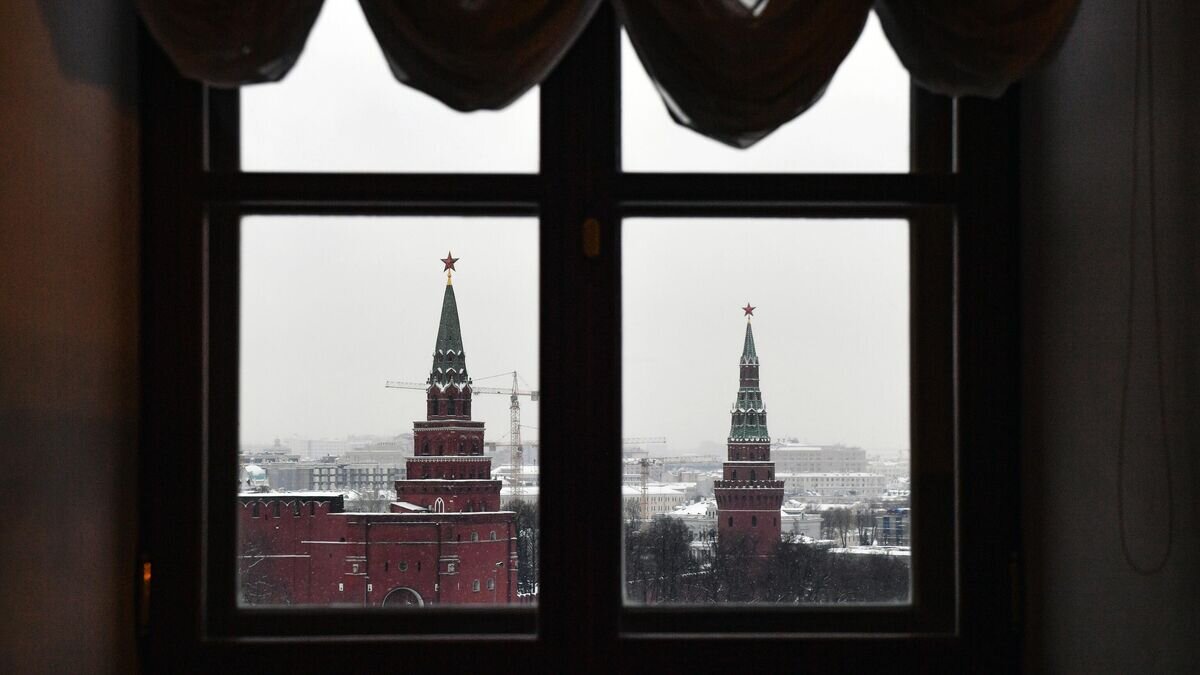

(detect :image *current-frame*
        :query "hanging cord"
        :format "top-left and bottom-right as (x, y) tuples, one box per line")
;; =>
(1117, 0), (1174, 576)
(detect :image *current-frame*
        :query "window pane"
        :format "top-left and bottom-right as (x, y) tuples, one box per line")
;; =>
(622, 218), (911, 604)
(238, 216), (538, 607)
(621, 13), (908, 173)
(240, 2), (538, 173)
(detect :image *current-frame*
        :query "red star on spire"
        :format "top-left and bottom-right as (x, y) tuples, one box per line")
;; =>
(742, 302), (755, 317)
(441, 251), (459, 272)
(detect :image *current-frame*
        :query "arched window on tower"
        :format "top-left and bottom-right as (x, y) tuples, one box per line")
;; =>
(727, 516), (733, 528)
(731, 470), (737, 480)
(437, 443), (444, 456)
(750, 470), (756, 481)
(422, 441), (429, 456)
(464, 397), (472, 416)
(433, 497), (444, 513)
(447, 397), (456, 415)
(428, 398), (437, 416)
(458, 440), (464, 454)
(752, 515), (758, 527)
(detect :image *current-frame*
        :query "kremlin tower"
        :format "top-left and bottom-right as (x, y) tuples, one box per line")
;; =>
(393, 251), (503, 512)
(714, 304), (785, 556)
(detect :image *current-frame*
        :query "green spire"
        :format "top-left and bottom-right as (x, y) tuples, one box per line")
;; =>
(435, 282), (463, 356)
(729, 318), (768, 441)
(430, 280), (469, 388)
(741, 319), (758, 364)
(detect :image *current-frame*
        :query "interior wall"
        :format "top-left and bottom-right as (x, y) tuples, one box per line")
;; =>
(1021, 0), (1199, 671)
(0, 1), (138, 673)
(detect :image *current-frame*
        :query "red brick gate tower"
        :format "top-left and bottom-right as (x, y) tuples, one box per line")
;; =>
(388, 252), (516, 603)
(714, 304), (785, 556)
(394, 252), (494, 504)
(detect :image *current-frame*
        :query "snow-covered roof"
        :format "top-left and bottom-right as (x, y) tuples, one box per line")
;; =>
(621, 485), (685, 496)
(237, 490), (346, 499)
(670, 501), (716, 516)
(500, 486), (540, 497)
(391, 501), (428, 512)
(776, 472), (887, 478)
(826, 546), (911, 557)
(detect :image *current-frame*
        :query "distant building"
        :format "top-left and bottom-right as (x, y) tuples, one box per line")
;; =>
(879, 508), (910, 546)
(868, 458), (910, 484)
(778, 472), (888, 499)
(623, 484), (687, 517)
(772, 442), (870, 474)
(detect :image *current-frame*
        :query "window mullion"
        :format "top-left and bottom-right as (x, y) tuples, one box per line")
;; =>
(538, 3), (622, 659)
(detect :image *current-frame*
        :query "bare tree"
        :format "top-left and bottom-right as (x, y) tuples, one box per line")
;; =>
(509, 499), (539, 595)
(238, 528), (293, 606)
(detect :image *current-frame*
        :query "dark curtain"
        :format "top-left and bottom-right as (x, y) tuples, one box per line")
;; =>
(137, 0), (1078, 147)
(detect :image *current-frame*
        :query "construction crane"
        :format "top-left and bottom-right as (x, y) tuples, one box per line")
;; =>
(386, 371), (538, 496)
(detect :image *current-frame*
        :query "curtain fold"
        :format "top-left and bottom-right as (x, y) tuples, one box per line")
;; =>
(137, 0), (1079, 146)
(137, 0), (324, 86)
(359, 0), (602, 111)
(613, 0), (873, 148)
(874, 0), (1080, 98)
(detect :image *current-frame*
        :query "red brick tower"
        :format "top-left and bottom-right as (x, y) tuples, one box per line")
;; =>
(393, 252), (501, 513)
(387, 253), (517, 605)
(714, 304), (785, 556)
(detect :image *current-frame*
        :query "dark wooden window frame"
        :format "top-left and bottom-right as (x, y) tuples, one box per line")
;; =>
(139, 6), (1019, 671)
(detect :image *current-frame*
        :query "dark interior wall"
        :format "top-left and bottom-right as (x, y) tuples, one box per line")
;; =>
(1, 1), (1196, 672)
(1021, 0), (1199, 671)
(0, 2), (138, 673)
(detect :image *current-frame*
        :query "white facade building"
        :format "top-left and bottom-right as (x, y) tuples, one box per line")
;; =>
(772, 443), (870, 474)
(779, 472), (888, 499)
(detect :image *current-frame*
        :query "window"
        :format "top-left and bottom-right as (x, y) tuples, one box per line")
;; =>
(142, 3), (1017, 670)
(473, 579), (481, 593)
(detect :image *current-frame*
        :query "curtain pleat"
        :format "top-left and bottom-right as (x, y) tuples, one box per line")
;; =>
(359, 0), (602, 111)
(613, 0), (873, 148)
(136, 0), (1079, 145)
(874, 0), (1080, 98)
(137, 0), (324, 86)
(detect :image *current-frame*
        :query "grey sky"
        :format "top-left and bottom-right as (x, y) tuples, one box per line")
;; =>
(239, 1), (910, 455)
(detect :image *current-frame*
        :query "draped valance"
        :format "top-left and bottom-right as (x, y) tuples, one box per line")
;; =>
(137, 0), (1078, 148)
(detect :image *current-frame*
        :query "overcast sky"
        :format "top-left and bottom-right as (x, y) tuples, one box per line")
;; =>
(240, 1), (911, 456)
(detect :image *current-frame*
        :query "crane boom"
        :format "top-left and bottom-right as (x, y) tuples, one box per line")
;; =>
(385, 380), (538, 400)
(387, 372), (536, 500)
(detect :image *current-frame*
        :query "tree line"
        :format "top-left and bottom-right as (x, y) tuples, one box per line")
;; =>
(624, 513), (909, 604)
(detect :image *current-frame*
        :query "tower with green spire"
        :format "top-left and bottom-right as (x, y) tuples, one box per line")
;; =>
(394, 252), (503, 516)
(714, 304), (785, 556)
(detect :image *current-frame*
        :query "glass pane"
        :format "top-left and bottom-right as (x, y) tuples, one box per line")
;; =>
(238, 216), (538, 607)
(240, 1), (538, 173)
(622, 218), (911, 604)
(621, 13), (909, 173)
